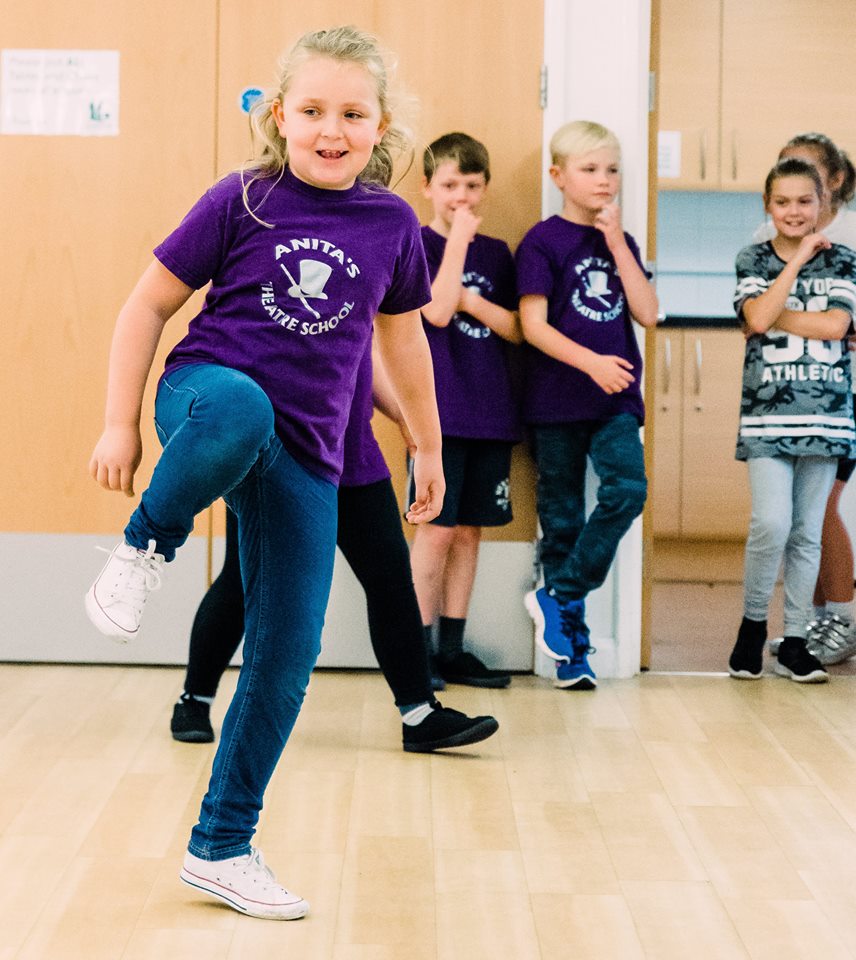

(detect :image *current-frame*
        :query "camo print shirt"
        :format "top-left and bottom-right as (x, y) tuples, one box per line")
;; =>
(734, 241), (856, 461)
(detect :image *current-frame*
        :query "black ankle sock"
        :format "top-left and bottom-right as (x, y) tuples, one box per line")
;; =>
(438, 616), (466, 660)
(738, 617), (767, 640)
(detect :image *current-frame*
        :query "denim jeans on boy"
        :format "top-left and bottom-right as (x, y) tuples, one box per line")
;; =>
(125, 363), (338, 860)
(533, 414), (647, 603)
(744, 455), (836, 637)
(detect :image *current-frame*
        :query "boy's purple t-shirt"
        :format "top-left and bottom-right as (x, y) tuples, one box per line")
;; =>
(155, 167), (430, 483)
(515, 215), (646, 424)
(420, 227), (521, 441)
(339, 344), (390, 488)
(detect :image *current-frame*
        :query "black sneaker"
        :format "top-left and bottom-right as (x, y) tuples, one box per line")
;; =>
(402, 702), (499, 753)
(436, 651), (511, 688)
(775, 637), (829, 684)
(171, 697), (215, 742)
(728, 617), (767, 679)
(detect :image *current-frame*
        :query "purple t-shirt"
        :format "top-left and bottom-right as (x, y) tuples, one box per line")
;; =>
(156, 167), (430, 483)
(339, 344), (390, 488)
(515, 215), (645, 424)
(421, 227), (521, 441)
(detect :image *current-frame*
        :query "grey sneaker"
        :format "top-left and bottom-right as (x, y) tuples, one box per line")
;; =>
(806, 615), (856, 666)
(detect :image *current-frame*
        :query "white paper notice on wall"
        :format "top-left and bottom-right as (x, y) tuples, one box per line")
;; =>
(657, 130), (681, 179)
(1, 49), (119, 136)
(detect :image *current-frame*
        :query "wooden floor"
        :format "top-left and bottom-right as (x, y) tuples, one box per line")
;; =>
(3, 664), (856, 959)
(650, 580), (856, 677)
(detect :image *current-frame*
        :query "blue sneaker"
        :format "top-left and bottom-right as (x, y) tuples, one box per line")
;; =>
(525, 587), (573, 662)
(554, 599), (597, 689)
(555, 652), (597, 690)
(525, 590), (596, 689)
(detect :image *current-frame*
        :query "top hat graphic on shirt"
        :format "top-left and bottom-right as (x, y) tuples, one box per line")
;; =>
(584, 269), (612, 306)
(586, 270), (611, 296)
(287, 259), (331, 300)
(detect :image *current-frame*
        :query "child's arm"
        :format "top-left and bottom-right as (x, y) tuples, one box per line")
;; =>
(370, 334), (416, 454)
(594, 204), (659, 328)
(520, 294), (636, 395)
(742, 233), (832, 335)
(420, 207), (481, 327)
(458, 288), (523, 343)
(373, 309), (444, 522)
(770, 308), (851, 341)
(89, 260), (194, 496)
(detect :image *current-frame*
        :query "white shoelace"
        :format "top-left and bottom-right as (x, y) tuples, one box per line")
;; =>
(96, 539), (163, 608)
(242, 848), (283, 892)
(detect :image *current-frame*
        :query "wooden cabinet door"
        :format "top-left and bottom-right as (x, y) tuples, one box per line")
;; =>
(650, 330), (683, 537)
(680, 330), (749, 538)
(721, 0), (856, 191)
(0, 1), (217, 535)
(656, 0), (722, 190)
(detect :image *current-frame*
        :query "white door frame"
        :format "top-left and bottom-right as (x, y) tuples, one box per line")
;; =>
(536, 0), (652, 678)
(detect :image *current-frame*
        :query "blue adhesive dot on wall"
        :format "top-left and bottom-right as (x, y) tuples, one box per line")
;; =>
(238, 87), (264, 114)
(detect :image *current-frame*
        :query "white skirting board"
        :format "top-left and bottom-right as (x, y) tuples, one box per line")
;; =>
(0, 533), (536, 670)
(0, 532), (634, 677)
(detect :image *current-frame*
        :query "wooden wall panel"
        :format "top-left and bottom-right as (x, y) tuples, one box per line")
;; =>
(1, 2), (542, 541)
(215, 0), (543, 542)
(0, 2), (217, 533)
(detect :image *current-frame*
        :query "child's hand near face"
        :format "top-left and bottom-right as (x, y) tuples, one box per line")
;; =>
(448, 205), (482, 246)
(795, 231), (832, 266)
(593, 202), (624, 249)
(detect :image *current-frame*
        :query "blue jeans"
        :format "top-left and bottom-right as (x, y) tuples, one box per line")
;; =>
(126, 363), (338, 859)
(744, 455), (836, 637)
(533, 415), (647, 602)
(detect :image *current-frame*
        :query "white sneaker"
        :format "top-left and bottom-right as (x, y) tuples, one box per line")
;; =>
(84, 539), (163, 641)
(179, 848), (309, 920)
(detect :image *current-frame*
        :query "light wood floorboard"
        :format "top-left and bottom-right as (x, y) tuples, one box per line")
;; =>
(2, 664), (856, 959)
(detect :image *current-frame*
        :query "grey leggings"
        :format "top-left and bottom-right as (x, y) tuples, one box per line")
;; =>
(743, 455), (836, 636)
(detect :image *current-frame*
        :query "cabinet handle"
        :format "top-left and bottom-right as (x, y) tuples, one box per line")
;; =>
(694, 337), (703, 410)
(699, 129), (706, 181)
(661, 335), (671, 409)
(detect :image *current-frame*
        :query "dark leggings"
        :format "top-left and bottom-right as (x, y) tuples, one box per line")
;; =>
(184, 478), (434, 708)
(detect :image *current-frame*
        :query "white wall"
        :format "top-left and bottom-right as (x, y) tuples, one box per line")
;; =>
(534, 0), (652, 679)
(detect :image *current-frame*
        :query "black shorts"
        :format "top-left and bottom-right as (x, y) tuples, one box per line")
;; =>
(408, 437), (514, 527)
(837, 457), (856, 484)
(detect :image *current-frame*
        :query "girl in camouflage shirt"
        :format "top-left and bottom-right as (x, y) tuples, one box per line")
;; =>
(729, 158), (856, 683)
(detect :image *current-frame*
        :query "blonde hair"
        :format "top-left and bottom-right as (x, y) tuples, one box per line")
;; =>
(241, 25), (412, 225)
(550, 120), (621, 166)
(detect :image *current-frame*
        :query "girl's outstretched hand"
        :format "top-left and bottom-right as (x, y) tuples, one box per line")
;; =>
(89, 424), (142, 497)
(405, 449), (445, 524)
